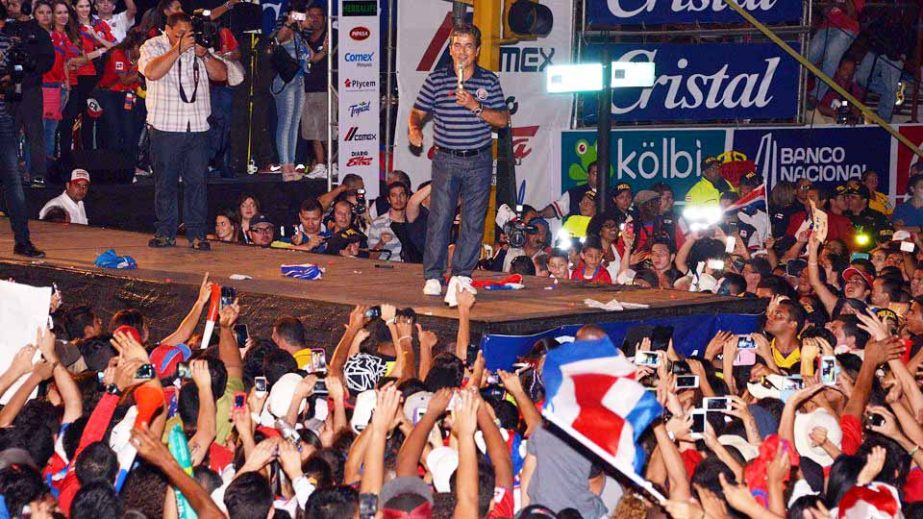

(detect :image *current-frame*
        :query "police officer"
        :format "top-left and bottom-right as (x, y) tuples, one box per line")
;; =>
(0, 6), (45, 257)
(408, 23), (509, 304)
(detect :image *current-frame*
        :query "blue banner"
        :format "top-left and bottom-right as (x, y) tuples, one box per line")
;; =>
(480, 312), (761, 371)
(732, 126), (893, 196)
(583, 43), (800, 123)
(586, 0), (803, 26)
(561, 129), (729, 200)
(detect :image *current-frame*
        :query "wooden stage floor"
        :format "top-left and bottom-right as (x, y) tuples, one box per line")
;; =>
(0, 218), (764, 346)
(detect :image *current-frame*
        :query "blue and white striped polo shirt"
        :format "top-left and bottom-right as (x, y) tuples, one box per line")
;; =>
(414, 65), (506, 150)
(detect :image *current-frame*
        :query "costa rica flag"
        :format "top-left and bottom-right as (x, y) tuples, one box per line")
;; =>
(541, 337), (662, 476)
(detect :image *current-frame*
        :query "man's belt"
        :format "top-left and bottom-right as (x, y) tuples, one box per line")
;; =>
(435, 144), (491, 157)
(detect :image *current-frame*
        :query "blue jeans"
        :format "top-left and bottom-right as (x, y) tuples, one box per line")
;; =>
(272, 74), (305, 165)
(208, 85), (234, 177)
(807, 27), (855, 100)
(150, 128), (209, 241)
(857, 52), (903, 123)
(0, 113), (30, 245)
(423, 148), (493, 280)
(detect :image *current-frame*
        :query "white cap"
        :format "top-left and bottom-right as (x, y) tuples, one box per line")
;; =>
(71, 169), (91, 184)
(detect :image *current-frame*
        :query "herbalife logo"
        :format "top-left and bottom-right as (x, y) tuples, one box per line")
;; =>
(755, 133), (865, 187)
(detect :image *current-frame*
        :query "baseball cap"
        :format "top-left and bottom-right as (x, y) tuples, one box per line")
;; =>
(402, 391), (433, 422)
(702, 156), (720, 169)
(842, 267), (873, 289)
(380, 476), (433, 508)
(149, 342), (192, 379)
(793, 408), (842, 467)
(113, 324), (141, 343)
(249, 214), (274, 230)
(739, 172), (763, 188)
(613, 182), (631, 196)
(633, 190), (661, 205)
(834, 184), (849, 197)
(426, 447), (458, 493)
(70, 169), (91, 184)
(846, 184), (871, 199)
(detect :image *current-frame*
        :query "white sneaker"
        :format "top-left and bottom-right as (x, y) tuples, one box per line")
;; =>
(456, 276), (477, 295)
(306, 163), (327, 179)
(423, 278), (442, 296)
(444, 276), (459, 307)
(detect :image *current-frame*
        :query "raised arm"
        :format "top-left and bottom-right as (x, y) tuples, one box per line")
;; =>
(188, 360), (216, 467)
(406, 183), (432, 223)
(476, 396), (513, 489)
(330, 305), (368, 377)
(37, 329), (83, 423)
(318, 185), (348, 211)
(160, 274), (212, 346)
(453, 389), (481, 519)
(141, 33), (191, 82)
(396, 389), (451, 476)
(217, 301), (243, 379)
(456, 289), (475, 362)
(807, 236), (838, 316)
(497, 369), (541, 437)
(360, 386), (402, 495)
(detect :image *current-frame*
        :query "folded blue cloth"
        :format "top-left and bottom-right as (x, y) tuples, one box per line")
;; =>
(281, 263), (323, 280)
(94, 249), (137, 270)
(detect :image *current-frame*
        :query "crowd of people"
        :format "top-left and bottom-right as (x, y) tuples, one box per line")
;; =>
(9, 149), (923, 517)
(0, 0), (332, 187)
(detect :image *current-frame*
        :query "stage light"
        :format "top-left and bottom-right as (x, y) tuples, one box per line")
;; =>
(546, 62), (655, 94)
(507, 0), (553, 37)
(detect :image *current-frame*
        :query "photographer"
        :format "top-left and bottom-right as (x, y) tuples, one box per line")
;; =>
(2, 0), (54, 185)
(0, 3), (44, 257)
(139, 11), (226, 251)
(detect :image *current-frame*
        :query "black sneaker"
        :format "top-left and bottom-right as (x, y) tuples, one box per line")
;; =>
(14, 241), (46, 258)
(190, 238), (211, 251)
(148, 236), (176, 248)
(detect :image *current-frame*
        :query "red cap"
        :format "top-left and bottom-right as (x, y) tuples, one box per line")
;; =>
(842, 267), (873, 289)
(113, 325), (141, 343)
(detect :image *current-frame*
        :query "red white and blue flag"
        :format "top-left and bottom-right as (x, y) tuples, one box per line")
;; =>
(541, 337), (662, 479)
(724, 183), (767, 214)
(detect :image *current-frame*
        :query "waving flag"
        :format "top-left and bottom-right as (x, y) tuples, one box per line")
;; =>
(724, 183), (766, 214)
(541, 337), (663, 498)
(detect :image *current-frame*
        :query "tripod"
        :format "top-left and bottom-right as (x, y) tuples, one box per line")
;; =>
(245, 32), (259, 174)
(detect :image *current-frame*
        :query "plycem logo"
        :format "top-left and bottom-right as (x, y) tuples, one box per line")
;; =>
(344, 127), (376, 141)
(345, 52), (375, 67)
(343, 78), (376, 91)
(350, 26), (370, 40)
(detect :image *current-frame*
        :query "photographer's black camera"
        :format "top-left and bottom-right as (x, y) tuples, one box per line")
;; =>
(503, 205), (536, 248)
(191, 9), (219, 49)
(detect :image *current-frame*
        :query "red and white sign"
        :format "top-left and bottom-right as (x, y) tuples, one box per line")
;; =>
(394, 0), (573, 207)
(350, 26), (370, 41)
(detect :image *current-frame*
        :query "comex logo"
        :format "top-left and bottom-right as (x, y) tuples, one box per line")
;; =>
(344, 78), (376, 90)
(345, 52), (375, 66)
(344, 127), (376, 141)
(349, 101), (371, 118)
(754, 132), (865, 187)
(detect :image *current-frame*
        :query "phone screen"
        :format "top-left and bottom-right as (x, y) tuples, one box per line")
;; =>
(691, 412), (706, 434)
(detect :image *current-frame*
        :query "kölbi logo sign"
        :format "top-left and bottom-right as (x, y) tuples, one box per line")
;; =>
(350, 26), (370, 40)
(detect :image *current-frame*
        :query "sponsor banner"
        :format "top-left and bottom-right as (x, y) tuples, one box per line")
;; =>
(394, 0), (573, 207)
(586, 0), (803, 27)
(732, 126), (892, 197)
(338, 0), (380, 197)
(560, 128), (729, 198)
(583, 42), (800, 123)
(895, 125), (923, 200)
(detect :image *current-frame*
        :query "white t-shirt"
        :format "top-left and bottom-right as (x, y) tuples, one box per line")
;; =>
(39, 191), (88, 225)
(368, 213), (402, 261)
(103, 11), (135, 43)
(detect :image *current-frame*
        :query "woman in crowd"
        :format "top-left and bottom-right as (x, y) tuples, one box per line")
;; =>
(58, 0), (113, 168)
(95, 30), (144, 158)
(37, 0), (73, 160)
(271, 3), (311, 182)
(208, 210), (242, 243)
(236, 194), (260, 244)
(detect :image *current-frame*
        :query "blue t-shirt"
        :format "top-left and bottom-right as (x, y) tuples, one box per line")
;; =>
(893, 201), (923, 227)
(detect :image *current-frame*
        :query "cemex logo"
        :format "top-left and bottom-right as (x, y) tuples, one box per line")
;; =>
(350, 26), (370, 40)
(344, 78), (376, 91)
(349, 101), (371, 117)
(416, 13), (553, 73)
(344, 127), (376, 141)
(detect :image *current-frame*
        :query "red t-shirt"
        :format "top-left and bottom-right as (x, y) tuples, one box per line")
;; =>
(75, 18), (115, 77)
(571, 261), (613, 284)
(486, 486), (515, 519)
(785, 210), (855, 245)
(98, 48), (137, 91)
(50, 30), (83, 86)
(822, 0), (864, 34)
(840, 414), (863, 456)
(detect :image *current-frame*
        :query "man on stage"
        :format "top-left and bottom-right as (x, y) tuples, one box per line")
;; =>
(139, 12), (227, 251)
(0, 19), (44, 258)
(408, 23), (509, 305)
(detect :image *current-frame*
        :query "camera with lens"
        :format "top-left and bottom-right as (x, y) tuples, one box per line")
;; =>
(833, 99), (859, 126)
(191, 9), (219, 49)
(355, 189), (367, 214)
(502, 204), (536, 248)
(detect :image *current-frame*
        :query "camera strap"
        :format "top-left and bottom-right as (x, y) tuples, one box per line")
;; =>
(177, 52), (200, 104)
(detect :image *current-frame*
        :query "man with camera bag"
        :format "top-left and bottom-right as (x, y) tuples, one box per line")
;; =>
(140, 12), (227, 251)
(0, 5), (45, 257)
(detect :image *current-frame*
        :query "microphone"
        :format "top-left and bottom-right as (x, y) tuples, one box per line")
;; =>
(457, 64), (464, 91)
